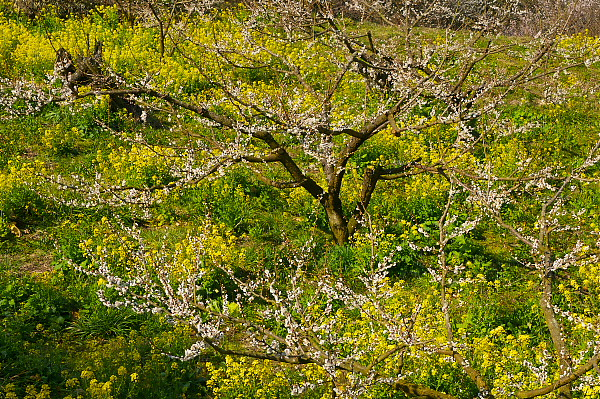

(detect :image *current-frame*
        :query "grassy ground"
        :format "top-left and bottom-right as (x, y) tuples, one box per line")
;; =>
(1, 4), (600, 399)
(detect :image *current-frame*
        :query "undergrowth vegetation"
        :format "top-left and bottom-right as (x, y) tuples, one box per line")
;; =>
(1, 1), (600, 398)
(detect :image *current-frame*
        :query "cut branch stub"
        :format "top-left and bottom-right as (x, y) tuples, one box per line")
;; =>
(54, 42), (161, 127)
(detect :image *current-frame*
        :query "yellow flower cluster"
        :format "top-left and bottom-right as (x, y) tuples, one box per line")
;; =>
(207, 357), (329, 399)
(558, 32), (600, 59)
(41, 125), (85, 155)
(0, 384), (52, 399)
(96, 144), (179, 187)
(0, 16), (54, 76)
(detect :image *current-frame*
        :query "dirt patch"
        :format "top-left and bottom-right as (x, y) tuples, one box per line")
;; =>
(18, 251), (55, 274)
(0, 250), (54, 274)
(0, 231), (56, 274)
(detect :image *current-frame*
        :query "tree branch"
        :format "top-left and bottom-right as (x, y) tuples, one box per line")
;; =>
(515, 352), (600, 399)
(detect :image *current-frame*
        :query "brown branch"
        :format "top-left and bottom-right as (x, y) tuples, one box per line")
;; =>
(497, 40), (555, 88)
(366, 344), (407, 372)
(539, 272), (574, 398)
(72, 88), (240, 129)
(242, 151), (283, 163)
(437, 349), (494, 398)
(391, 380), (459, 399)
(347, 158), (421, 236)
(412, 164), (555, 183)
(203, 337), (314, 365)
(70, 87), (328, 204)
(317, 126), (366, 139)
(252, 173), (306, 189)
(450, 41), (511, 95)
(515, 352), (600, 399)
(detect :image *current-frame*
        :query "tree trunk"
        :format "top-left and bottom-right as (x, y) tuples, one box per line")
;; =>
(324, 195), (350, 245)
(541, 272), (573, 399)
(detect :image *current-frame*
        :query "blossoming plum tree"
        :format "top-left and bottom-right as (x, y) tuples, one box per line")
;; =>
(2, 1), (600, 398)
(38, 0), (597, 245)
